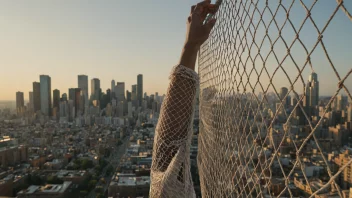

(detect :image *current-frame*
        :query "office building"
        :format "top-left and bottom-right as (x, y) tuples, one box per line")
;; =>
(68, 88), (81, 117)
(348, 104), (352, 122)
(29, 92), (34, 110)
(128, 101), (132, 117)
(132, 85), (137, 100)
(33, 82), (41, 112)
(91, 78), (101, 101)
(69, 88), (76, 102)
(115, 82), (125, 102)
(75, 88), (81, 116)
(117, 101), (124, 117)
(305, 72), (319, 107)
(61, 93), (67, 102)
(17, 181), (73, 198)
(53, 89), (60, 109)
(126, 91), (132, 102)
(279, 87), (289, 107)
(16, 91), (24, 115)
(137, 74), (143, 106)
(59, 101), (67, 118)
(106, 89), (111, 102)
(111, 79), (116, 99)
(40, 75), (51, 116)
(304, 72), (319, 116)
(132, 84), (137, 107)
(78, 75), (88, 97)
(155, 92), (159, 102)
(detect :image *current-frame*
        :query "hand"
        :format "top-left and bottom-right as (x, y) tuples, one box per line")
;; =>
(185, 0), (219, 49)
(179, 0), (219, 70)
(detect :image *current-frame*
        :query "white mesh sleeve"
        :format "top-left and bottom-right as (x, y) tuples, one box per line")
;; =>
(150, 65), (199, 198)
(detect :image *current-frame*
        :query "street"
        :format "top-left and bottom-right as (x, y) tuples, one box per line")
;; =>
(87, 135), (130, 198)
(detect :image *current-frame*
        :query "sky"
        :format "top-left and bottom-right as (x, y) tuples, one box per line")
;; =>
(0, 0), (198, 101)
(0, 0), (351, 101)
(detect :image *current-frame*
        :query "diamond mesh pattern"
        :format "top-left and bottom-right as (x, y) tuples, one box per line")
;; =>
(198, 0), (352, 197)
(151, 65), (199, 198)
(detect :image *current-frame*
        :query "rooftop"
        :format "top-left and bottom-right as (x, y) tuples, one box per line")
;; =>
(18, 181), (72, 194)
(110, 173), (150, 187)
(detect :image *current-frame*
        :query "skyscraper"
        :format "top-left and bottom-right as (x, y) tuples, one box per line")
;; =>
(126, 90), (132, 102)
(69, 88), (76, 101)
(79, 90), (86, 115)
(305, 72), (319, 107)
(132, 85), (137, 100)
(78, 75), (88, 98)
(335, 95), (345, 111)
(348, 104), (352, 122)
(132, 84), (137, 107)
(53, 89), (60, 110)
(75, 88), (81, 116)
(137, 74), (143, 106)
(68, 88), (81, 117)
(16, 91), (24, 115)
(279, 87), (289, 107)
(305, 72), (319, 116)
(155, 92), (159, 102)
(115, 82), (125, 102)
(91, 78), (101, 100)
(29, 92), (34, 110)
(61, 93), (68, 101)
(40, 75), (51, 116)
(111, 80), (116, 99)
(33, 82), (41, 112)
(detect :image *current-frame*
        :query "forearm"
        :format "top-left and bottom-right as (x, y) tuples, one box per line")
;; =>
(179, 43), (200, 71)
(152, 65), (198, 171)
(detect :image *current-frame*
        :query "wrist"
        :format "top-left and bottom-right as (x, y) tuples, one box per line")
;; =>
(179, 42), (199, 70)
(183, 42), (200, 52)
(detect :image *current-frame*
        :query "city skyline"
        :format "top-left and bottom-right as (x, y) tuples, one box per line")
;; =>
(1, 1), (351, 101)
(5, 73), (161, 102)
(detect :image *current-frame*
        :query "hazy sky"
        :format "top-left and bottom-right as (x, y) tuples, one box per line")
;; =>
(0, 0), (198, 101)
(0, 0), (351, 101)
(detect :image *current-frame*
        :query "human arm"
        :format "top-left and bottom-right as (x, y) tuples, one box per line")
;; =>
(152, 0), (218, 173)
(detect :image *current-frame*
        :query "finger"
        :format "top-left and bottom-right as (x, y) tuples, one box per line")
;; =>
(190, 5), (196, 15)
(208, 5), (220, 14)
(194, 4), (219, 22)
(204, 18), (217, 33)
(194, 0), (211, 15)
(197, 0), (211, 7)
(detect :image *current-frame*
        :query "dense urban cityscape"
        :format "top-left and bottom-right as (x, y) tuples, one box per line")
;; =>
(0, 69), (351, 198)
(0, 74), (180, 198)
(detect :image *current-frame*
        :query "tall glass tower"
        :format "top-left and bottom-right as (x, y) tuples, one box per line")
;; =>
(40, 75), (52, 116)
(137, 74), (143, 106)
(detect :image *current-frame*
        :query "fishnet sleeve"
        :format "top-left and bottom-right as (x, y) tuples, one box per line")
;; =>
(150, 65), (198, 198)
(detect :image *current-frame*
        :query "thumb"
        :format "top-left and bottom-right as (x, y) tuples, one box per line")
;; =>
(204, 18), (217, 34)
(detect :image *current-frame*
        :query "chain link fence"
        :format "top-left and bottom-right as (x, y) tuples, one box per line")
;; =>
(198, 0), (352, 197)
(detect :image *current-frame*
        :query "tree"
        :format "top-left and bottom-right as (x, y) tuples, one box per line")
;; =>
(106, 165), (114, 176)
(80, 190), (88, 196)
(96, 193), (104, 198)
(95, 186), (103, 193)
(81, 159), (93, 170)
(99, 159), (107, 168)
(88, 180), (97, 189)
(95, 165), (102, 174)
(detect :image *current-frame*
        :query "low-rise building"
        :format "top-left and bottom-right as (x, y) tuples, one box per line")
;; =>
(17, 181), (72, 198)
(108, 173), (150, 198)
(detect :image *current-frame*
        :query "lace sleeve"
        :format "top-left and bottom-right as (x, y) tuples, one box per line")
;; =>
(150, 65), (198, 198)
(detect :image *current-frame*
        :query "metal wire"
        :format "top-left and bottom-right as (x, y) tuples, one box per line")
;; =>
(198, 0), (352, 197)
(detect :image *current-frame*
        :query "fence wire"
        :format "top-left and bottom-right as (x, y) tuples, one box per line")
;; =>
(198, 0), (352, 197)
